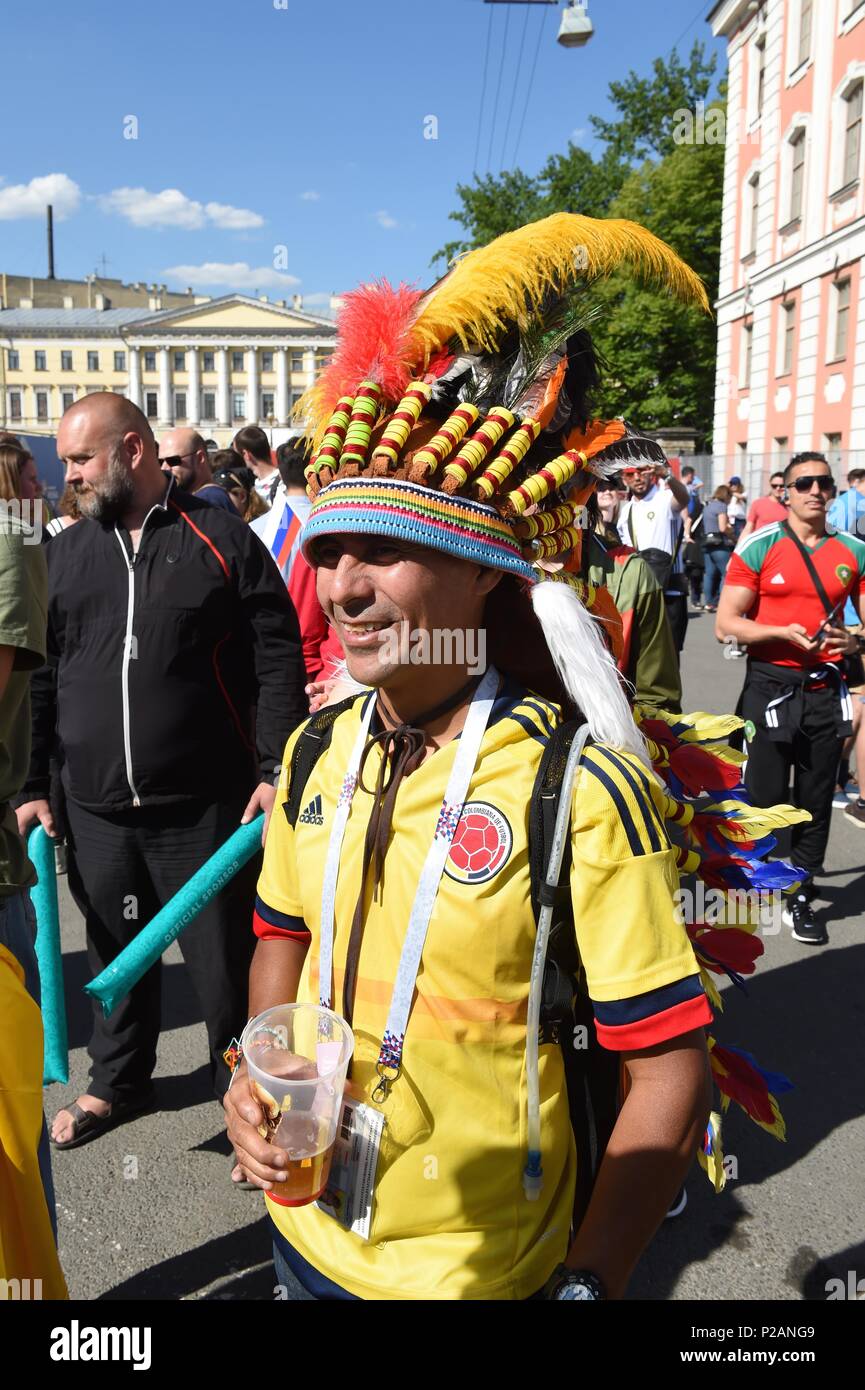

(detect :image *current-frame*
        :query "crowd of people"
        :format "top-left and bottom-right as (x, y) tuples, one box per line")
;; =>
(0, 212), (862, 1303)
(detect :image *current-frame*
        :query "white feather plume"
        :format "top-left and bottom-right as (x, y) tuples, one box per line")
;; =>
(530, 579), (652, 768)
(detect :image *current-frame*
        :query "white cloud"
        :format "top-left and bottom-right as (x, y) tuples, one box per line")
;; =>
(204, 200), (264, 230)
(374, 209), (399, 230)
(100, 186), (264, 230)
(0, 172), (81, 220)
(162, 262), (301, 291)
(299, 190), (320, 202)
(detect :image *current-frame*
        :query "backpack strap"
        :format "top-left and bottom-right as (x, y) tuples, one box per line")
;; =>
(781, 520), (834, 618)
(529, 715), (621, 1232)
(283, 693), (366, 829)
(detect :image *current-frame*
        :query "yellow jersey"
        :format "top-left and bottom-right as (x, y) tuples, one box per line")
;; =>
(254, 678), (710, 1300)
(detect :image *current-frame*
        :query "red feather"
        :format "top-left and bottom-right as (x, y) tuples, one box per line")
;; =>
(687, 925), (764, 975)
(670, 745), (742, 796)
(319, 280), (424, 407)
(711, 1043), (776, 1126)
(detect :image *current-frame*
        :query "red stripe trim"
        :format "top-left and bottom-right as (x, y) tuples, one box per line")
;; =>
(212, 634), (255, 752)
(253, 909), (311, 943)
(594, 993), (712, 1051)
(170, 500), (231, 582)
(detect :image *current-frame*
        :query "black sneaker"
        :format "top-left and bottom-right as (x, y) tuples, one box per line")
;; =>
(781, 892), (828, 945)
(844, 800), (865, 830)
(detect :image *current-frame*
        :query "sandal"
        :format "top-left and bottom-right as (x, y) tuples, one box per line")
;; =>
(50, 1092), (156, 1151)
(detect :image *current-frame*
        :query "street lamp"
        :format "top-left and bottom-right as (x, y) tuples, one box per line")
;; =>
(482, 2), (595, 50)
(557, 1), (594, 47)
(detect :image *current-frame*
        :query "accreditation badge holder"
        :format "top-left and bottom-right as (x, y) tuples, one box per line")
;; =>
(315, 1093), (384, 1241)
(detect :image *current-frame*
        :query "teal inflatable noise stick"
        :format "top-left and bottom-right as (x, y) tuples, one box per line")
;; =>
(85, 815), (265, 1018)
(27, 826), (69, 1085)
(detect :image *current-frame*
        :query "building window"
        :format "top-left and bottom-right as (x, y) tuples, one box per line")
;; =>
(36, 391), (48, 421)
(749, 176), (760, 254)
(742, 324), (753, 389)
(145, 391), (158, 420)
(232, 391), (246, 420)
(144, 351), (156, 372)
(9, 392), (22, 420)
(61, 390), (75, 413)
(7, 350), (19, 371)
(774, 436), (788, 455)
(290, 352), (304, 373)
(755, 37), (765, 117)
(174, 351), (186, 372)
(201, 392), (216, 421)
(789, 131), (806, 222)
(797, 0), (812, 69)
(261, 391), (275, 419)
(87, 351), (99, 371)
(202, 351), (215, 372)
(59, 350), (72, 371)
(261, 351), (274, 372)
(173, 392), (186, 420)
(777, 303), (796, 376)
(844, 82), (863, 187)
(232, 351), (245, 372)
(114, 351), (126, 372)
(291, 389), (305, 410)
(833, 279), (851, 360)
(34, 351), (47, 371)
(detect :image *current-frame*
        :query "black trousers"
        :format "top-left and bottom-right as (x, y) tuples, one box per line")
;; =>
(664, 592), (688, 655)
(66, 796), (259, 1105)
(741, 678), (842, 877)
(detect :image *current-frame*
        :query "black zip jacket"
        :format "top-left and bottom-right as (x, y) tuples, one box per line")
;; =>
(23, 480), (308, 812)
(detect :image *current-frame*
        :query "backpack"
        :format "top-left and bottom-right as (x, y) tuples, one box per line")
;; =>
(283, 695), (620, 1231)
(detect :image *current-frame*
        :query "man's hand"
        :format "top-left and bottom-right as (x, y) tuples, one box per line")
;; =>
(15, 798), (56, 839)
(779, 622), (819, 653)
(241, 781), (278, 845)
(818, 623), (859, 657)
(224, 1062), (290, 1191)
(306, 677), (335, 713)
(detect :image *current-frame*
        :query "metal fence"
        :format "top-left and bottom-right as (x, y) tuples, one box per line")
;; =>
(684, 452), (865, 498)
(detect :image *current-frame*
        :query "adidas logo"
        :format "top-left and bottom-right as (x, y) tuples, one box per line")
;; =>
(299, 793), (324, 826)
(770, 573), (786, 584)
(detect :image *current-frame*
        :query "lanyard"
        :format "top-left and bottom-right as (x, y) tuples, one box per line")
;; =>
(317, 666), (500, 1100)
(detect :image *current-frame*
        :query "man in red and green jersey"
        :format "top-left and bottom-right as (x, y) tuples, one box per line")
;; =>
(717, 454), (865, 945)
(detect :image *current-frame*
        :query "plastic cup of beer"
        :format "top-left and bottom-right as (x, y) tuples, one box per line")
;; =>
(242, 1003), (354, 1207)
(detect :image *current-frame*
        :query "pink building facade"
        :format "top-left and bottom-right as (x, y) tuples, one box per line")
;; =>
(710, 0), (865, 492)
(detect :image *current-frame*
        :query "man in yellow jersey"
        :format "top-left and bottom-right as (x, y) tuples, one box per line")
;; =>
(218, 210), (738, 1299)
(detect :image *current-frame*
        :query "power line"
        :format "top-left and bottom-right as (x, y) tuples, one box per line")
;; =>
(669, 0), (713, 56)
(510, 3), (548, 169)
(499, 2), (532, 173)
(486, 5), (512, 173)
(473, 2), (495, 176)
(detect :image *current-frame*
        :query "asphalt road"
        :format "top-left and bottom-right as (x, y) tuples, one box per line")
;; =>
(49, 608), (865, 1301)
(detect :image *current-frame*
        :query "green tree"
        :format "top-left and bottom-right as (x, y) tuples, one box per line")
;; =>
(433, 43), (724, 442)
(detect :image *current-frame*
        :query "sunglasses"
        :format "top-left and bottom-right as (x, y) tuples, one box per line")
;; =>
(769, 482), (785, 489)
(161, 453), (195, 469)
(791, 475), (833, 494)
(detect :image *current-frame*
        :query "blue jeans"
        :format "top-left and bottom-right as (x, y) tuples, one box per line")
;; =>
(702, 546), (730, 606)
(0, 890), (58, 1239)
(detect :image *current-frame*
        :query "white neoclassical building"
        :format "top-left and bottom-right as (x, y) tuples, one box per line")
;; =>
(0, 294), (338, 446)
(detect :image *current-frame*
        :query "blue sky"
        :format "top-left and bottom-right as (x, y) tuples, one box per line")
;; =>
(0, 0), (725, 309)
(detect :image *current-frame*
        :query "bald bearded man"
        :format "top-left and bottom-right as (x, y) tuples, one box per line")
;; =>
(16, 393), (307, 1150)
(158, 427), (238, 512)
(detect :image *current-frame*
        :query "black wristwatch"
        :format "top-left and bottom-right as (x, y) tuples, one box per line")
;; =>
(543, 1264), (606, 1301)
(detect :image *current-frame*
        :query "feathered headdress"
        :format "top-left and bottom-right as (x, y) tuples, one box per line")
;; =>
(298, 213), (709, 757)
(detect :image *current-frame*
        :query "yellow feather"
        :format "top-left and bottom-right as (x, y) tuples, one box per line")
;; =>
(411, 213), (710, 362)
